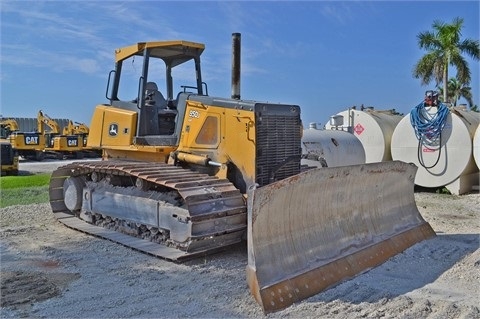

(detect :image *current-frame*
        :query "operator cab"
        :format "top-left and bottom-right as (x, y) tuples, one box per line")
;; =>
(106, 41), (207, 145)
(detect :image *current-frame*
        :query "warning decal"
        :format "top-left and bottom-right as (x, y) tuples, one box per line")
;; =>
(354, 123), (365, 135)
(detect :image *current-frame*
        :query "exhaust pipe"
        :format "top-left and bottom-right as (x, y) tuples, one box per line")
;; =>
(231, 32), (241, 100)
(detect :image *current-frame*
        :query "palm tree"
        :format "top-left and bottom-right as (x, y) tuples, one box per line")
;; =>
(437, 77), (474, 107)
(413, 17), (479, 103)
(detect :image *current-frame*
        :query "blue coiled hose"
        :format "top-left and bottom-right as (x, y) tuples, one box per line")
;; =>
(409, 101), (450, 168)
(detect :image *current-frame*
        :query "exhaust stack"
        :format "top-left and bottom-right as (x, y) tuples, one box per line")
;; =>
(231, 33), (241, 100)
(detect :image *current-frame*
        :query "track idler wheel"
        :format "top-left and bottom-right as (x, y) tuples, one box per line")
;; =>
(63, 177), (85, 211)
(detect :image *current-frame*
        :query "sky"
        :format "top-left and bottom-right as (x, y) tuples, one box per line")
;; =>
(1, 0), (479, 127)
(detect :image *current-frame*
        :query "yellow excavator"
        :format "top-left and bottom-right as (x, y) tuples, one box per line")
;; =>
(62, 121), (89, 136)
(1, 118), (45, 161)
(49, 34), (435, 313)
(38, 111), (84, 159)
(62, 120), (100, 157)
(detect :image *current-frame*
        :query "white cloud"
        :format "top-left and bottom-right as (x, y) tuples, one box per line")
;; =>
(2, 45), (102, 75)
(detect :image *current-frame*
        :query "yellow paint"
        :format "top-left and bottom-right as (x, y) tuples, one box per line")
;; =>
(88, 99), (257, 184)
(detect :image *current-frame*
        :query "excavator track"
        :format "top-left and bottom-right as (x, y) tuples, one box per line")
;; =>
(49, 160), (247, 261)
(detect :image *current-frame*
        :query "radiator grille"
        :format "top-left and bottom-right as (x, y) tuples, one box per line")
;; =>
(255, 104), (302, 187)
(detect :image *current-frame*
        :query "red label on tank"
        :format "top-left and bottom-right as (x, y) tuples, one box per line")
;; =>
(423, 148), (437, 152)
(354, 123), (365, 135)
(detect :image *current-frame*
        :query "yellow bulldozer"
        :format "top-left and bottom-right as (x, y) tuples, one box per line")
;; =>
(49, 34), (435, 313)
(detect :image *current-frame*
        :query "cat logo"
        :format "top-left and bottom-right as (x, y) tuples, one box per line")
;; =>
(109, 123), (118, 137)
(25, 135), (39, 145)
(67, 138), (78, 147)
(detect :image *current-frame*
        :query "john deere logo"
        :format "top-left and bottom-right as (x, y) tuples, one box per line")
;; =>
(108, 123), (118, 137)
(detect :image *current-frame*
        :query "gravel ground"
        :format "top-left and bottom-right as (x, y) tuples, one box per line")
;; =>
(1, 160), (479, 318)
(16, 158), (100, 175)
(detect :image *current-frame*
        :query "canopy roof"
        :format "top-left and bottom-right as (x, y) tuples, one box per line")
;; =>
(114, 41), (205, 67)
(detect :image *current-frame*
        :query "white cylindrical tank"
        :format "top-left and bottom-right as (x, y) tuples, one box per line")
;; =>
(474, 124), (480, 169)
(391, 108), (480, 189)
(325, 109), (402, 163)
(302, 124), (365, 168)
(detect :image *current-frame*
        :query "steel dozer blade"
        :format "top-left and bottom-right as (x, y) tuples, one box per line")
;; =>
(246, 161), (435, 314)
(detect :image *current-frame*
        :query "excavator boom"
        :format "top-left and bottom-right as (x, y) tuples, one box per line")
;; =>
(63, 120), (90, 135)
(0, 119), (19, 132)
(37, 110), (61, 134)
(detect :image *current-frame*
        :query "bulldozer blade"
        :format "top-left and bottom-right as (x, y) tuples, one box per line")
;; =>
(246, 161), (435, 314)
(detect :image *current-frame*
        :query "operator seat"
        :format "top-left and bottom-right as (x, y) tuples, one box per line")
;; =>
(139, 82), (161, 135)
(145, 82), (167, 109)
(143, 82), (177, 136)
